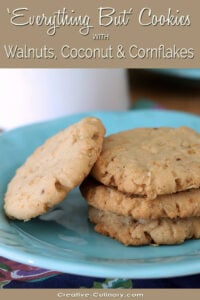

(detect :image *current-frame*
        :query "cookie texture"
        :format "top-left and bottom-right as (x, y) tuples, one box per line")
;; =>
(81, 178), (200, 219)
(89, 206), (200, 245)
(4, 117), (105, 221)
(91, 127), (200, 199)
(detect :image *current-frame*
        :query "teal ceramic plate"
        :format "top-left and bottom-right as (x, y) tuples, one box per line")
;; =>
(150, 69), (200, 80)
(1, 110), (200, 279)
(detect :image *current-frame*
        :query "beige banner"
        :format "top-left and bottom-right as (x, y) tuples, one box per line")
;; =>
(0, 0), (199, 67)
(1, 289), (200, 300)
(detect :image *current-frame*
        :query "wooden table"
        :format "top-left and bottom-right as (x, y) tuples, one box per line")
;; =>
(129, 70), (200, 115)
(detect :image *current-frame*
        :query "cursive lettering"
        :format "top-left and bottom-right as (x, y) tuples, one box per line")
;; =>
(7, 7), (94, 36)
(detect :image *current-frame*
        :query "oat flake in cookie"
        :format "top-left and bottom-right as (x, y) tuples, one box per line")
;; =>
(91, 126), (200, 199)
(4, 117), (105, 221)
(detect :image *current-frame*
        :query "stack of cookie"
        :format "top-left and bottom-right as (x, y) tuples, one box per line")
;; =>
(81, 127), (200, 245)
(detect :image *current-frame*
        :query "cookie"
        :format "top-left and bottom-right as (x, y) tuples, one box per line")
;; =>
(89, 206), (200, 245)
(80, 178), (200, 219)
(91, 127), (200, 199)
(4, 117), (105, 220)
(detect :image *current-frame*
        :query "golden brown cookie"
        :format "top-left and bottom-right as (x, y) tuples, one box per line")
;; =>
(89, 206), (200, 246)
(91, 127), (200, 199)
(4, 117), (105, 221)
(80, 178), (200, 219)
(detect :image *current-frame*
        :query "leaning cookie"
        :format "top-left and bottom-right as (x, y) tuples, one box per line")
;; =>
(89, 206), (200, 246)
(80, 178), (200, 219)
(91, 127), (200, 199)
(4, 117), (105, 221)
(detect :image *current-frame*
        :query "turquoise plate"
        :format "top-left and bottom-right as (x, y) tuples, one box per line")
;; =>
(150, 69), (200, 80)
(1, 110), (200, 279)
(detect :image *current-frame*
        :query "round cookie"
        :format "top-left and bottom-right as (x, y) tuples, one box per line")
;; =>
(89, 206), (200, 245)
(4, 117), (105, 221)
(80, 178), (200, 219)
(91, 126), (200, 199)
